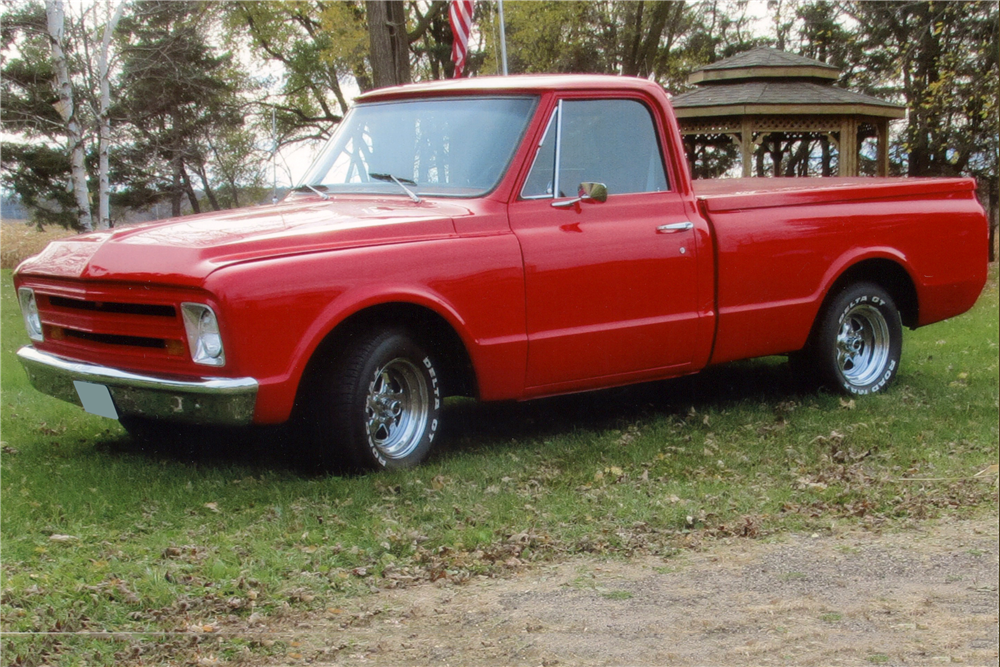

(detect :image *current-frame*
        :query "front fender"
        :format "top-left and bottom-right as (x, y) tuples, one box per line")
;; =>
(207, 235), (527, 423)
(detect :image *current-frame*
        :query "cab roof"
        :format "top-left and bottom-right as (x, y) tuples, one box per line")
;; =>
(357, 74), (664, 103)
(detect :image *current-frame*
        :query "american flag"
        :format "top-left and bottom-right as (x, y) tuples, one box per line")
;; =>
(449, 0), (474, 77)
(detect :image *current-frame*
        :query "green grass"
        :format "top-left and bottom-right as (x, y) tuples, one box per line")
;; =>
(2, 267), (997, 665)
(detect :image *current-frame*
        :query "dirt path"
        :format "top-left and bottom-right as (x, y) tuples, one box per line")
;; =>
(275, 519), (998, 666)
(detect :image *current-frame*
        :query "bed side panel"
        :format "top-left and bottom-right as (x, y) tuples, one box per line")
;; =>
(705, 189), (987, 365)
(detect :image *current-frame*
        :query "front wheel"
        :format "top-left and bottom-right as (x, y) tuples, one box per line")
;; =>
(808, 282), (902, 395)
(306, 329), (442, 470)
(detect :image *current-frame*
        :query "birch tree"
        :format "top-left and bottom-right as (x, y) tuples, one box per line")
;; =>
(45, 0), (93, 231)
(95, 1), (124, 230)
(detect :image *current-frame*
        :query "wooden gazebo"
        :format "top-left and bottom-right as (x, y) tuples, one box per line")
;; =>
(672, 48), (905, 178)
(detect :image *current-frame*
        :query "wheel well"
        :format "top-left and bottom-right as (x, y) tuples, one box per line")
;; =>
(299, 303), (478, 404)
(825, 259), (919, 329)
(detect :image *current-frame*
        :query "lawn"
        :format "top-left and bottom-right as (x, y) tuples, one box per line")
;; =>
(2, 264), (997, 666)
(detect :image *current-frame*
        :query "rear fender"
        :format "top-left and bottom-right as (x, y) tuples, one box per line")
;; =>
(811, 247), (921, 334)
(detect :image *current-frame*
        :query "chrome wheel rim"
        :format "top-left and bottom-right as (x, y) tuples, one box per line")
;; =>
(836, 304), (890, 387)
(364, 358), (429, 460)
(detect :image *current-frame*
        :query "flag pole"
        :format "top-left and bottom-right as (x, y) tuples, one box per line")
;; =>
(498, 0), (508, 75)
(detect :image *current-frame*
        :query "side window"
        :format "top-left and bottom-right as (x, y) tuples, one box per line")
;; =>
(521, 109), (558, 198)
(521, 99), (668, 199)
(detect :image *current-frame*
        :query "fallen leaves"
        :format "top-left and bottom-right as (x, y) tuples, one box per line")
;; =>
(49, 534), (78, 542)
(37, 422), (67, 436)
(898, 463), (1000, 482)
(594, 466), (624, 482)
(162, 545), (210, 562)
(614, 424), (642, 446)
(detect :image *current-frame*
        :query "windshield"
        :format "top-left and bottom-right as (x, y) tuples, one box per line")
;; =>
(297, 96), (537, 198)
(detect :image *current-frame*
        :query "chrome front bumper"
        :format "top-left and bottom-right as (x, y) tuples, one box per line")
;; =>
(17, 346), (258, 426)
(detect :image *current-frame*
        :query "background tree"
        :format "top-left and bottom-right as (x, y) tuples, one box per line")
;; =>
(45, 0), (93, 230)
(366, 0), (409, 88)
(115, 0), (250, 217)
(495, 0), (761, 93)
(3, 0), (124, 230)
(92, 0), (125, 230)
(847, 1), (997, 178)
(226, 0), (449, 150)
(1, 0), (87, 228)
(843, 0), (998, 257)
(225, 1), (351, 148)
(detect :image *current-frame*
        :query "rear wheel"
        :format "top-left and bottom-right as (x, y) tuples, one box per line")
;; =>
(806, 282), (902, 395)
(306, 329), (442, 469)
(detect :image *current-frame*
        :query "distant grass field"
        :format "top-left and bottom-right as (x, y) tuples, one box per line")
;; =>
(0, 222), (75, 270)
(2, 264), (996, 666)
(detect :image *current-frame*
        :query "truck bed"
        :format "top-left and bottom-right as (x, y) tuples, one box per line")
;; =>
(693, 177), (977, 212)
(692, 177), (987, 366)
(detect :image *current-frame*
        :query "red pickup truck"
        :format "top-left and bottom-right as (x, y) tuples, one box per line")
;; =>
(14, 75), (988, 469)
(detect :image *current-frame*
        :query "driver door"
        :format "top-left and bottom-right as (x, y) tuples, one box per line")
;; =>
(508, 98), (700, 391)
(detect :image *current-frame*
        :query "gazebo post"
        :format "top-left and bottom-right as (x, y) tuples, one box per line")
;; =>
(840, 118), (858, 177)
(741, 118), (753, 177)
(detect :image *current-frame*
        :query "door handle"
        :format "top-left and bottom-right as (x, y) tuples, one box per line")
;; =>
(657, 221), (694, 233)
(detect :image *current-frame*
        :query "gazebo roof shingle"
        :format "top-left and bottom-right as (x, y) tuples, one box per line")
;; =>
(672, 81), (905, 118)
(698, 47), (840, 73)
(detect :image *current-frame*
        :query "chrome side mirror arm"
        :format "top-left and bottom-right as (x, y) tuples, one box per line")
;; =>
(551, 182), (608, 209)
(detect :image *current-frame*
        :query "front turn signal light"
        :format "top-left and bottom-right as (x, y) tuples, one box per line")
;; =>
(181, 303), (225, 367)
(18, 288), (44, 342)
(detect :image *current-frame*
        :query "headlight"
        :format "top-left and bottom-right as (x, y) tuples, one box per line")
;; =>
(17, 288), (44, 342)
(181, 303), (225, 366)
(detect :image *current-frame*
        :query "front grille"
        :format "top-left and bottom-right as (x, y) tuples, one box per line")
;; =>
(48, 296), (176, 318)
(30, 287), (194, 370)
(63, 329), (167, 349)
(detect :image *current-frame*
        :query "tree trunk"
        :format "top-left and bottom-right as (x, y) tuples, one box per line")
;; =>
(171, 153), (183, 217)
(821, 136), (832, 177)
(367, 0), (410, 89)
(786, 139), (812, 176)
(180, 164), (201, 214)
(769, 138), (784, 177)
(97, 0), (125, 230)
(46, 0), (94, 231)
(194, 162), (221, 211)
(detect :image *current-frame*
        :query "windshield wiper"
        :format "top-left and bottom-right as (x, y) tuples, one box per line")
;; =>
(370, 173), (421, 203)
(293, 184), (330, 200)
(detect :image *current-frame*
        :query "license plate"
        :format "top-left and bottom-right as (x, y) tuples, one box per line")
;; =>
(73, 381), (119, 419)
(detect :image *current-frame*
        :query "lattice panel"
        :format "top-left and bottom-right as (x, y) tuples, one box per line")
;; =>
(679, 119), (742, 135)
(751, 116), (843, 133)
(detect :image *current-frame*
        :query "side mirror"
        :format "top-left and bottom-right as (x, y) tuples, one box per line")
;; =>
(552, 182), (608, 209)
(578, 182), (608, 203)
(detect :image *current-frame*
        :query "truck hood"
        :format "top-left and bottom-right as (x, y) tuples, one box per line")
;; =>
(15, 196), (466, 286)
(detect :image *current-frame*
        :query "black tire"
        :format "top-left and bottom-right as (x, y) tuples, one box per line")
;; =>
(808, 282), (902, 395)
(307, 329), (442, 470)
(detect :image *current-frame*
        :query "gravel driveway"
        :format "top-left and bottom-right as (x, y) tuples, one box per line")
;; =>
(274, 518), (998, 666)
